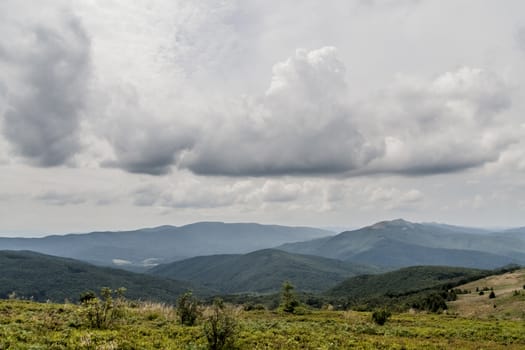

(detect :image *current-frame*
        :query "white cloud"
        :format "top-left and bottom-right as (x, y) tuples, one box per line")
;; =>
(366, 186), (423, 210)
(180, 47), (381, 176)
(359, 67), (515, 175)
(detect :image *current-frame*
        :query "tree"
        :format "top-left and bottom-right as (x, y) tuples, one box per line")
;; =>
(203, 298), (238, 350)
(280, 281), (300, 313)
(489, 291), (496, 299)
(177, 291), (200, 326)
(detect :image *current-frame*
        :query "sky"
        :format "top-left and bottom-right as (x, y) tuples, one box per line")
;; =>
(1, 0), (525, 236)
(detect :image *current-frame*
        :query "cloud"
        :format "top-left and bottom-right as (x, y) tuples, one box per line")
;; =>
(132, 180), (251, 209)
(516, 25), (525, 52)
(0, 0), (518, 181)
(94, 84), (196, 176)
(180, 47), (381, 176)
(358, 67), (514, 176)
(366, 186), (423, 210)
(99, 49), (514, 178)
(36, 191), (86, 206)
(0, 4), (91, 166)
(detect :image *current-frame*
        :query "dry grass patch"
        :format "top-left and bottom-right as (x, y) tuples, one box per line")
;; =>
(448, 269), (525, 320)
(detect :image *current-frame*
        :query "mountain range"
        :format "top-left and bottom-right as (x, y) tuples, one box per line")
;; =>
(1, 218), (525, 297)
(0, 222), (330, 271)
(277, 219), (525, 269)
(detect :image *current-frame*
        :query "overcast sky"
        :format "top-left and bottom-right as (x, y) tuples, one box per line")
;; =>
(1, 0), (525, 236)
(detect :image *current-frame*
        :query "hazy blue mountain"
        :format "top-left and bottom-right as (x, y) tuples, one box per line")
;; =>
(278, 219), (525, 268)
(148, 248), (380, 294)
(0, 250), (208, 303)
(0, 222), (331, 271)
(348, 239), (516, 269)
(499, 227), (525, 240)
(422, 222), (494, 235)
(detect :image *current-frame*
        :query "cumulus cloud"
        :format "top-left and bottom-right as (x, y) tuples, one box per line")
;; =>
(0, 1), (518, 181)
(0, 3), (91, 166)
(90, 84), (196, 176)
(99, 48), (514, 178)
(180, 47), (381, 176)
(358, 67), (514, 176)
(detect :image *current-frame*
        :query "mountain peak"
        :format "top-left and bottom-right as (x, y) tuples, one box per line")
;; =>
(370, 218), (414, 230)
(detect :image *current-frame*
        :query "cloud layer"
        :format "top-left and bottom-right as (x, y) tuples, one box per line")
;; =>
(0, 4), (91, 166)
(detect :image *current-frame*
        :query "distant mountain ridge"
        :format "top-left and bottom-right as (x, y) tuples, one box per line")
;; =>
(0, 222), (331, 270)
(148, 248), (380, 294)
(2, 219), (525, 273)
(278, 219), (525, 269)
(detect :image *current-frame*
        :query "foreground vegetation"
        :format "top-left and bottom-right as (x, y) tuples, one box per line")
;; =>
(1, 297), (525, 350)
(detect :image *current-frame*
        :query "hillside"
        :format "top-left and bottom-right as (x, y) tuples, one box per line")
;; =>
(448, 268), (525, 320)
(326, 265), (488, 299)
(148, 248), (379, 294)
(278, 219), (525, 269)
(0, 222), (331, 271)
(0, 250), (207, 303)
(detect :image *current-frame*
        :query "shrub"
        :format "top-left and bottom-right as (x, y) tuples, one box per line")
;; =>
(421, 293), (448, 313)
(79, 290), (96, 303)
(203, 298), (238, 350)
(80, 287), (126, 329)
(489, 291), (496, 299)
(177, 291), (200, 326)
(371, 309), (391, 326)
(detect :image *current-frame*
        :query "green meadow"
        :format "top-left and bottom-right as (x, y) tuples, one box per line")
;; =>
(1, 299), (524, 350)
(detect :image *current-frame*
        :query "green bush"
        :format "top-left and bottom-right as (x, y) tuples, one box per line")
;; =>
(80, 287), (126, 329)
(371, 309), (391, 325)
(203, 298), (238, 350)
(177, 291), (200, 326)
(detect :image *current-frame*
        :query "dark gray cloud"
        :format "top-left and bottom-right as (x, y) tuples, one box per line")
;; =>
(103, 116), (195, 176)
(0, 12), (91, 166)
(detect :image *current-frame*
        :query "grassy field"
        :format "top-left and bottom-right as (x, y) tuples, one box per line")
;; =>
(449, 268), (525, 320)
(1, 298), (525, 349)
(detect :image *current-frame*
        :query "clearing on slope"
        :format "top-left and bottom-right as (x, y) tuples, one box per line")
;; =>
(448, 268), (525, 320)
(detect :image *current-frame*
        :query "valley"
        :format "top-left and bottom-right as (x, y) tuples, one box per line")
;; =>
(1, 219), (525, 349)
